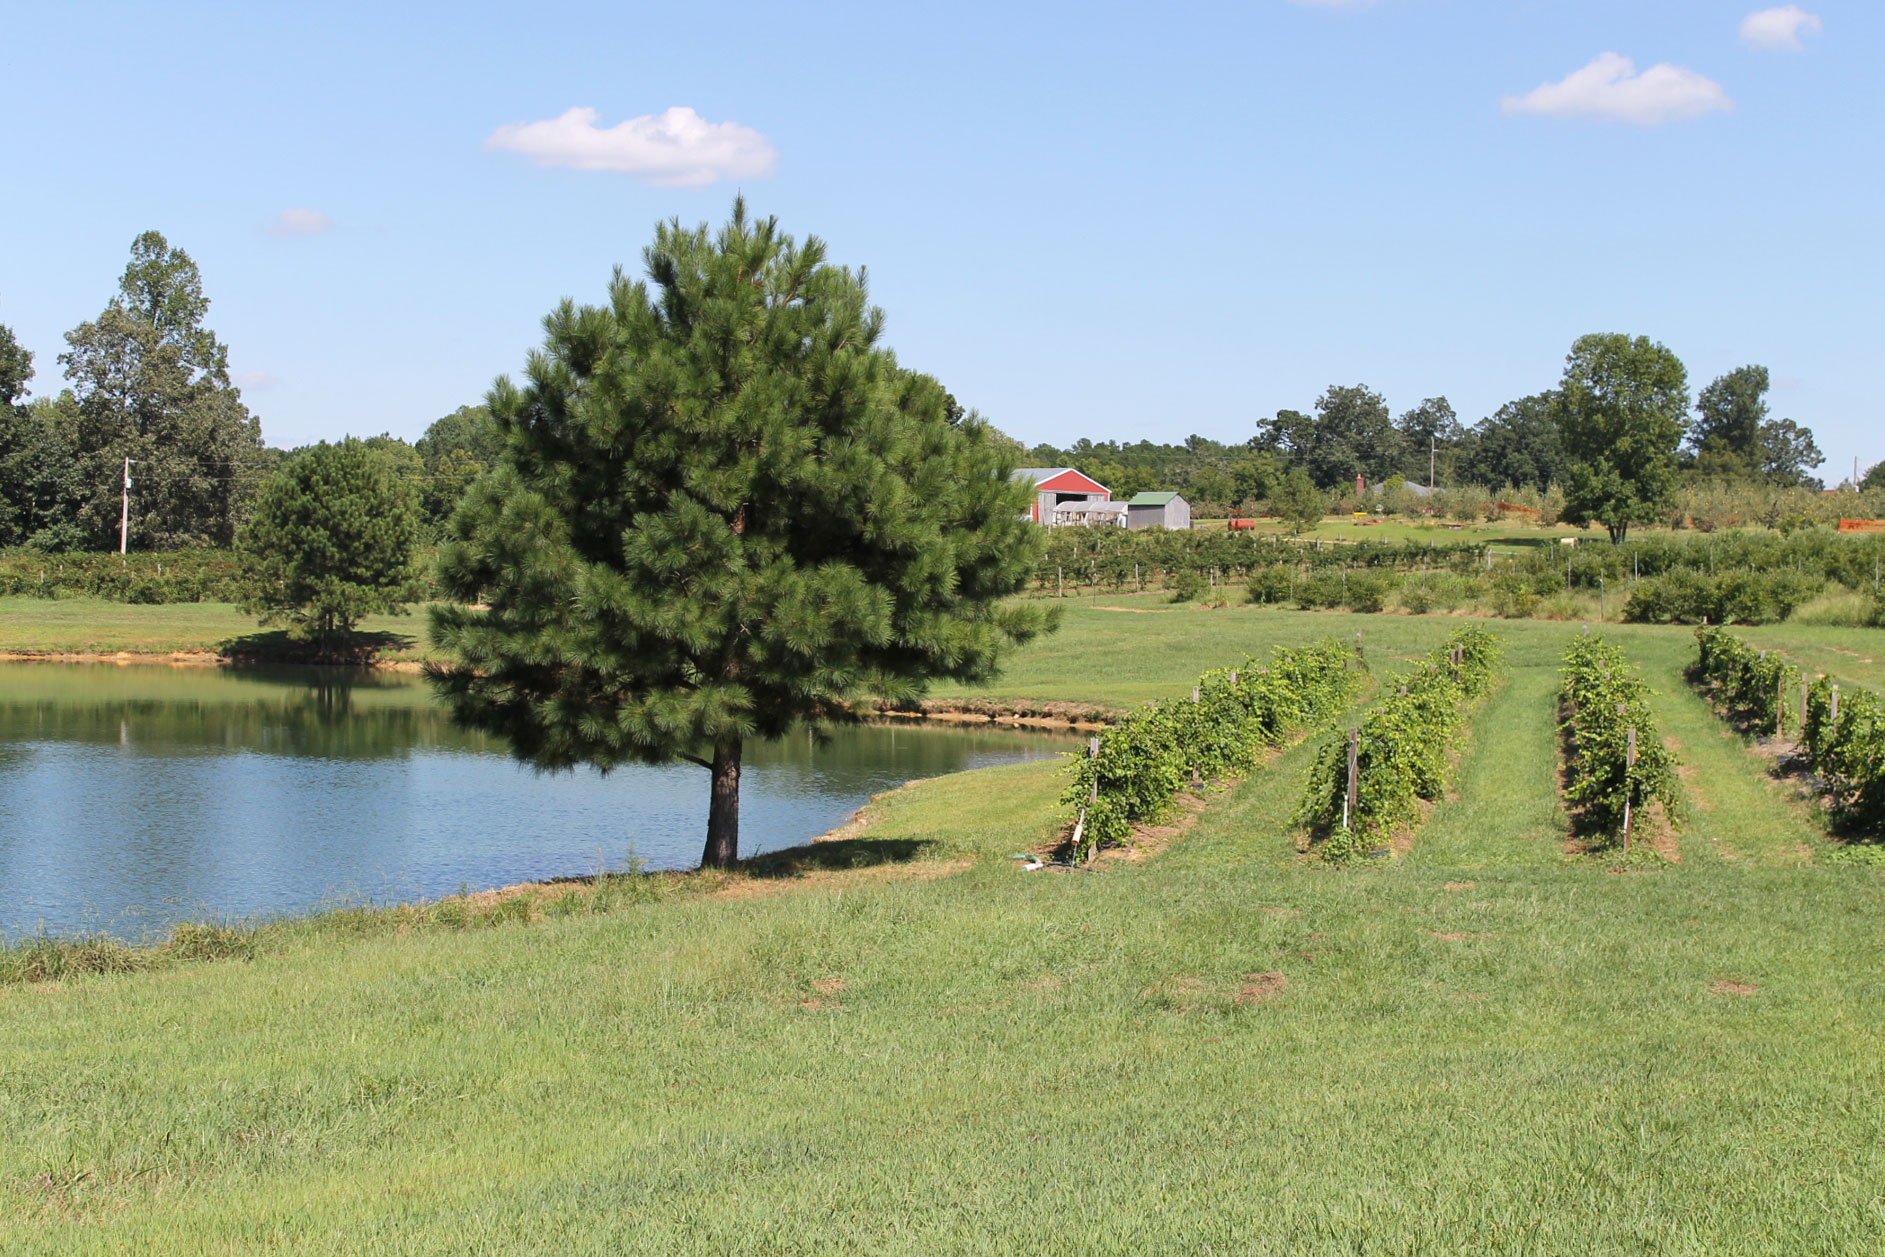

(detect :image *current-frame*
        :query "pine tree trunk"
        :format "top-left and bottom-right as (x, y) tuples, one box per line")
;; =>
(701, 736), (742, 869)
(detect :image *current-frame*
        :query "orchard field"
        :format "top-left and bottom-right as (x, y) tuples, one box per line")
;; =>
(5, 602), (1885, 1253)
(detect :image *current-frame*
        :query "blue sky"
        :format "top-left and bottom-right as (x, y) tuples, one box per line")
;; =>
(2, 1), (1877, 479)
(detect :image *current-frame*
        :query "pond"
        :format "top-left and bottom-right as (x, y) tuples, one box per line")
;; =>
(0, 663), (1079, 941)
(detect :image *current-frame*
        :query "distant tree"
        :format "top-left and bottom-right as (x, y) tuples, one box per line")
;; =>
(1689, 366), (1823, 486)
(1757, 418), (1823, 488)
(0, 320), (28, 410)
(1458, 394), (1565, 491)
(1690, 366), (1768, 477)
(1862, 462), (1885, 493)
(1186, 464), (1236, 509)
(237, 438), (425, 655)
(1394, 396), (1465, 485)
(1270, 468), (1327, 535)
(1230, 449), (1283, 507)
(59, 231), (265, 548)
(1256, 386), (1401, 490)
(1554, 334), (1690, 545)
(0, 394), (88, 551)
(1253, 408), (1315, 466)
(412, 405), (503, 529)
(0, 320), (35, 546)
(426, 201), (1053, 869)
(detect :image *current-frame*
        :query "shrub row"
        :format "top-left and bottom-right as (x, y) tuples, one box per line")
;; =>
(1558, 636), (1684, 842)
(1623, 568), (1820, 625)
(0, 548), (445, 605)
(1061, 638), (1364, 860)
(0, 549), (251, 603)
(1695, 625), (1885, 836)
(1295, 626), (1504, 861)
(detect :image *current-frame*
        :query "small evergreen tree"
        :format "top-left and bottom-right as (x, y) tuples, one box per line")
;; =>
(426, 201), (1052, 869)
(238, 438), (425, 654)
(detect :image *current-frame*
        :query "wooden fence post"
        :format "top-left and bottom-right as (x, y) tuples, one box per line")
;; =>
(1342, 728), (1360, 831)
(1777, 670), (1786, 738)
(1800, 678), (1810, 736)
(1831, 685), (1840, 726)
(1069, 736), (1100, 864)
(1057, 567), (1063, 598)
(1623, 725), (1638, 853)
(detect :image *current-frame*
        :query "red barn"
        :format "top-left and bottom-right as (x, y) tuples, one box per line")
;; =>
(1012, 468), (1120, 527)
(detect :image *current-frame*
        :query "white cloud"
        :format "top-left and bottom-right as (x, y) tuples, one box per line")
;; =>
(267, 208), (332, 237)
(1741, 6), (1822, 51)
(1501, 53), (1733, 125)
(234, 370), (276, 391)
(484, 106), (777, 187)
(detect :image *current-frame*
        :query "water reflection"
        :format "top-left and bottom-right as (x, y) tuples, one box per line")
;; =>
(0, 663), (1076, 940)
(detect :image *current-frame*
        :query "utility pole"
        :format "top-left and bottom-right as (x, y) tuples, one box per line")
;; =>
(119, 458), (133, 555)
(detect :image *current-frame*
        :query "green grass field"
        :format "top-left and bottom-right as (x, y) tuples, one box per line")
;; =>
(6, 607), (1885, 1251)
(0, 597), (435, 660)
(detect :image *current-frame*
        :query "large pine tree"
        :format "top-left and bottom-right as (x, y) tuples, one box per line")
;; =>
(427, 202), (1052, 868)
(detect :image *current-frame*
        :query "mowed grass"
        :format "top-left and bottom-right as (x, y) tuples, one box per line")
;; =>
(0, 596), (434, 659)
(6, 611), (1885, 1251)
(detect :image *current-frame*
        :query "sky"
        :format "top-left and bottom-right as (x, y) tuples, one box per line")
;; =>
(1, 0), (1878, 481)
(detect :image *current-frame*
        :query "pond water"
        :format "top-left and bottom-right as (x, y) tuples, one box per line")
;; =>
(0, 663), (1077, 941)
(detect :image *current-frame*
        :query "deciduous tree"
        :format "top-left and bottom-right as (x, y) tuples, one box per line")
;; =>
(1554, 334), (1690, 545)
(1458, 394), (1565, 492)
(59, 232), (265, 548)
(1270, 469), (1327, 535)
(426, 202), (1052, 869)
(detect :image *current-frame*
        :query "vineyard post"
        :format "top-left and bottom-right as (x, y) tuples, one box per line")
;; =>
(1354, 631), (1363, 664)
(1076, 736), (1100, 864)
(1831, 685), (1840, 726)
(1134, 563), (1140, 592)
(1623, 724), (1638, 852)
(1777, 670), (1786, 738)
(1800, 678), (1809, 735)
(1599, 577), (1606, 620)
(1342, 728), (1360, 831)
(1057, 567), (1063, 598)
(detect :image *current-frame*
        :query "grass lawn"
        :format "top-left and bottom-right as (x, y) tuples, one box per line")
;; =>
(6, 610), (1885, 1251)
(0, 597), (436, 660)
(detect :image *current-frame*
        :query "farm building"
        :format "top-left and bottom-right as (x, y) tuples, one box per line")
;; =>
(1125, 492), (1191, 530)
(1012, 467), (1120, 527)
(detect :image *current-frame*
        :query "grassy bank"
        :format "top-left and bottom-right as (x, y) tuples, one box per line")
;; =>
(6, 612), (1885, 1251)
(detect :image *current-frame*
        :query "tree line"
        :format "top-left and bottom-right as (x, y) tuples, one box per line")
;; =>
(0, 231), (504, 554)
(1027, 344), (1838, 525)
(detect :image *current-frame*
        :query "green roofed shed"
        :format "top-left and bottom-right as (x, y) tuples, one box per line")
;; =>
(1125, 491), (1190, 531)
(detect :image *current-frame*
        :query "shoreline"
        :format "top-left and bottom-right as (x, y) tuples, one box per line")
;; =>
(0, 649), (1118, 727)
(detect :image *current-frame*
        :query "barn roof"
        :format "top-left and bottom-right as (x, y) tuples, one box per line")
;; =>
(1012, 467), (1110, 494)
(1127, 492), (1183, 507)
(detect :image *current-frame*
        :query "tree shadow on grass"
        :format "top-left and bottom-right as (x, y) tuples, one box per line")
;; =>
(218, 629), (419, 666)
(739, 837), (937, 880)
